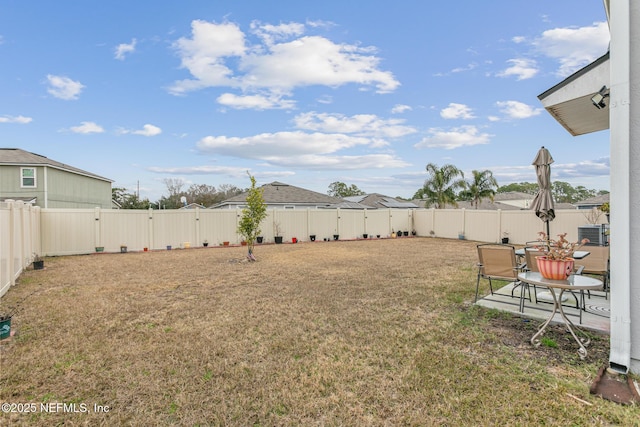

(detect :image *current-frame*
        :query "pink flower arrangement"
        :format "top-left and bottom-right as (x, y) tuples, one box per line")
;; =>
(534, 232), (590, 261)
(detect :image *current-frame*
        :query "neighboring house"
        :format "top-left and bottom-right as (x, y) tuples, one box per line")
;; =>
(574, 193), (610, 210)
(412, 192), (574, 210)
(212, 181), (342, 209)
(343, 193), (419, 209)
(0, 148), (113, 209)
(179, 203), (206, 210)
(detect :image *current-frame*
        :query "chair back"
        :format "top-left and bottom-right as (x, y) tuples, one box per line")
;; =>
(578, 245), (609, 274)
(524, 248), (547, 272)
(477, 244), (518, 280)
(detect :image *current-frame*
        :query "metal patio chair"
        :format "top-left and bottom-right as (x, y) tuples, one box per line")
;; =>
(576, 245), (610, 299)
(475, 243), (529, 311)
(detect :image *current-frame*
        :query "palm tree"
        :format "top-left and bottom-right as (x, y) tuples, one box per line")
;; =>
(460, 169), (498, 209)
(419, 163), (465, 208)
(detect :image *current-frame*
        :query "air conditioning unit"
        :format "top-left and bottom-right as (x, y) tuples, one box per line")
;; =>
(578, 224), (609, 246)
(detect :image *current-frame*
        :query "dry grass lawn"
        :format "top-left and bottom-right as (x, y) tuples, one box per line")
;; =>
(1, 238), (638, 425)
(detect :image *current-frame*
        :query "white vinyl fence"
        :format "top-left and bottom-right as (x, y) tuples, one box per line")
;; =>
(1, 202), (606, 297)
(0, 201), (41, 297)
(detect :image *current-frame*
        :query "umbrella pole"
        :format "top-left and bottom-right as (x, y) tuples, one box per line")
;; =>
(546, 220), (550, 240)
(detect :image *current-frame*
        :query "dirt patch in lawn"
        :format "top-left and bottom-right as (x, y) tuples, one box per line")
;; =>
(1, 238), (634, 426)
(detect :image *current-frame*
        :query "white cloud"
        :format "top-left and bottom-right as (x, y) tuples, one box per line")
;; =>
(115, 38), (137, 60)
(118, 124), (162, 136)
(451, 62), (477, 73)
(69, 121), (104, 134)
(168, 19), (399, 103)
(496, 58), (538, 80)
(0, 115), (32, 124)
(391, 104), (412, 114)
(250, 21), (305, 46)
(414, 125), (492, 150)
(197, 131), (370, 157)
(169, 20), (247, 95)
(496, 100), (542, 119)
(147, 165), (248, 176)
(293, 112), (416, 138)
(216, 93), (296, 110)
(133, 124), (162, 136)
(440, 103), (475, 120)
(195, 130), (409, 170)
(46, 75), (85, 100)
(554, 157), (610, 179)
(533, 21), (610, 77)
(316, 95), (333, 104)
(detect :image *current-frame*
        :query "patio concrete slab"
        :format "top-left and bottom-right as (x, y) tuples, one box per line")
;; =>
(475, 283), (610, 334)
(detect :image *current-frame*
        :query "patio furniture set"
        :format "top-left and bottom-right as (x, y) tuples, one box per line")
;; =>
(474, 243), (610, 359)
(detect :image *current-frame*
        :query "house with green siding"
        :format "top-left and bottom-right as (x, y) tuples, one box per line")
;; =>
(0, 148), (112, 208)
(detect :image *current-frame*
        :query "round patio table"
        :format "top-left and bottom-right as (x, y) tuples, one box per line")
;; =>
(517, 271), (603, 359)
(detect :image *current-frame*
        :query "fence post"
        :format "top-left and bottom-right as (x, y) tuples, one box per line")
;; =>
(195, 207), (200, 246)
(148, 208), (154, 250)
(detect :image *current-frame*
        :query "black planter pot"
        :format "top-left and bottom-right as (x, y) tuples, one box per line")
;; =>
(274, 236), (283, 244)
(333, 234), (339, 241)
(309, 235), (316, 242)
(363, 233), (368, 239)
(403, 231), (409, 237)
(501, 237), (509, 244)
(203, 242), (209, 247)
(257, 236), (264, 244)
(34, 260), (44, 270)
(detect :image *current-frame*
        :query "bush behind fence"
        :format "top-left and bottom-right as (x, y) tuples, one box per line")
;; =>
(1, 200), (603, 297)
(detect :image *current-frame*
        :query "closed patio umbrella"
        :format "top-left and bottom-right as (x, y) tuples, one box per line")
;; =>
(531, 146), (555, 238)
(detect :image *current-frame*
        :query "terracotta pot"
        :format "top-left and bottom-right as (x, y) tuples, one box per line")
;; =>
(536, 256), (574, 280)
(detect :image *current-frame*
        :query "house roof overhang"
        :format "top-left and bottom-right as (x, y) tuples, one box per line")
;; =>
(537, 51), (610, 136)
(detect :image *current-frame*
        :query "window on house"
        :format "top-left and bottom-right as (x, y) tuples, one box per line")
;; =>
(21, 168), (36, 188)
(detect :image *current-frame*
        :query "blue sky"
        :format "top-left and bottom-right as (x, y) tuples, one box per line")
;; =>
(0, 1), (610, 201)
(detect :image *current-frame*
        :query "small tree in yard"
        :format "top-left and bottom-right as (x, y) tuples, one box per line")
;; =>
(238, 173), (267, 261)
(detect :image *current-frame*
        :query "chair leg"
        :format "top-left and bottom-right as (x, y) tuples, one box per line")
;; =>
(475, 274), (481, 302)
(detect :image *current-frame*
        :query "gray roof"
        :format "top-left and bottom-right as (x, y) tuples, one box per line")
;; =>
(220, 181), (342, 206)
(323, 201), (371, 210)
(344, 193), (419, 209)
(0, 148), (112, 182)
(574, 193), (610, 206)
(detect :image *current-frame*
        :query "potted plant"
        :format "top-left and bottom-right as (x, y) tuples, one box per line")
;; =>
(256, 236), (264, 244)
(203, 239), (209, 247)
(120, 244), (127, 253)
(333, 230), (339, 241)
(429, 230), (435, 238)
(501, 231), (509, 244)
(274, 221), (283, 244)
(458, 231), (465, 240)
(33, 253), (44, 270)
(309, 234), (316, 242)
(363, 233), (368, 239)
(533, 232), (590, 280)
(403, 231), (409, 237)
